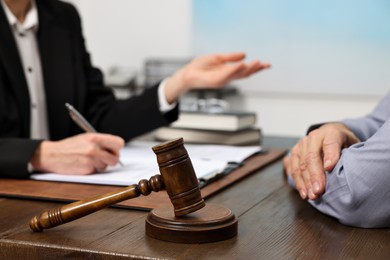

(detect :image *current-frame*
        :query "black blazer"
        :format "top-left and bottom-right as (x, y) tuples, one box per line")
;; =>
(0, 0), (178, 178)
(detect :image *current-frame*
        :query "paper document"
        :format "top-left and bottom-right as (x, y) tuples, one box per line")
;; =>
(31, 140), (262, 186)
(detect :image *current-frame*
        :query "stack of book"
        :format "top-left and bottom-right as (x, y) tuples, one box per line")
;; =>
(154, 110), (262, 145)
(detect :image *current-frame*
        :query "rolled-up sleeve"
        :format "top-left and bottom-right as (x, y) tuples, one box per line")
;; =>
(309, 117), (390, 228)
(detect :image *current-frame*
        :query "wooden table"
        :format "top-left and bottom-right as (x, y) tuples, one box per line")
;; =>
(1, 136), (389, 259)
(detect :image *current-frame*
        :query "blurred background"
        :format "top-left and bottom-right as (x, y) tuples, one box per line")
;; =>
(67, 0), (390, 137)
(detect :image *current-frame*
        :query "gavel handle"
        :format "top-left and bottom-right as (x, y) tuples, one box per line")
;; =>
(29, 175), (164, 232)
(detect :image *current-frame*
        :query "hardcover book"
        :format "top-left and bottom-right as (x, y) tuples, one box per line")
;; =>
(170, 111), (257, 131)
(154, 127), (262, 146)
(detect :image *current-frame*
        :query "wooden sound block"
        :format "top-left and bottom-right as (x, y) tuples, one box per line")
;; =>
(145, 203), (237, 243)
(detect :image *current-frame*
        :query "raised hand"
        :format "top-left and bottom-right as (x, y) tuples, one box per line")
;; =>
(164, 52), (271, 104)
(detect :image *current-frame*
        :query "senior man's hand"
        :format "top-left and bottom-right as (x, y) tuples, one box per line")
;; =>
(283, 123), (360, 200)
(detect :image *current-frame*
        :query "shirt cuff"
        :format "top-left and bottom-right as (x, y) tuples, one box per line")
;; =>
(158, 78), (177, 113)
(27, 162), (35, 173)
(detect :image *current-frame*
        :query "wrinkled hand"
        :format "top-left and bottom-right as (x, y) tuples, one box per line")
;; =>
(283, 123), (360, 200)
(164, 52), (271, 103)
(30, 133), (125, 175)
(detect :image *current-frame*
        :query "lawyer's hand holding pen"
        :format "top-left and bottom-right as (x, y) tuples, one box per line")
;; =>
(30, 133), (124, 175)
(29, 103), (125, 175)
(30, 103), (125, 175)
(65, 103), (125, 167)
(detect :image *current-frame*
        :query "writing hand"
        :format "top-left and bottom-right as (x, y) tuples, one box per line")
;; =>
(30, 133), (125, 174)
(164, 52), (271, 104)
(283, 123), (360, 200)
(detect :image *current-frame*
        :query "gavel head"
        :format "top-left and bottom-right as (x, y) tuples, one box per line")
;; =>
(152, 138), (205, 216)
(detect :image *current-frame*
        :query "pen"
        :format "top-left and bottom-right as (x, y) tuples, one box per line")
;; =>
(198, 162), (244, 188)
(65, 103), (124, 167)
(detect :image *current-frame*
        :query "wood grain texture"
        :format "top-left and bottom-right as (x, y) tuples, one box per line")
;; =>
(145, 204), (237, 243)
(1, 136), (390, 259)
(0, 148), (286, 210)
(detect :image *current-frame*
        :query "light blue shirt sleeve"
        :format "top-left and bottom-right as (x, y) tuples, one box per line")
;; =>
(342, 91), (390, 142)
(309, 117), (390, 228)
(289, 91), (390, 228)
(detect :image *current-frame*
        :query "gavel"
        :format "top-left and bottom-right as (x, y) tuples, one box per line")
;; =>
(29, 138), (237, 243)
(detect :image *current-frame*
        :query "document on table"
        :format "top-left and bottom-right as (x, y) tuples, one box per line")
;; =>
(30, 140), (263, 186)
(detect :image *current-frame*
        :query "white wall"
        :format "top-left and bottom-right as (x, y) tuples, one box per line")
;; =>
(68, 0), (192, 73)
(234, 91), (380, 137)
(68, 0), (381, 137)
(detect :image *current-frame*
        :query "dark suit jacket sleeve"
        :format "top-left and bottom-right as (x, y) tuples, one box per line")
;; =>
(0, 139), (42, 179)
(0, 0), (178, 179)
(58, 2), (179, 141)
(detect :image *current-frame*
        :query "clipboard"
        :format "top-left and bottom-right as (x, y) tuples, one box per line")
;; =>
(0, 148), (286, 210)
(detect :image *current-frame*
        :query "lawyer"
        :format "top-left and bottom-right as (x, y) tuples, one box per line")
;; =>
(0, 0), (270, 178)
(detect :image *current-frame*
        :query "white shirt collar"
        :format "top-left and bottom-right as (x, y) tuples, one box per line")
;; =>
(1, 0), (38, 31)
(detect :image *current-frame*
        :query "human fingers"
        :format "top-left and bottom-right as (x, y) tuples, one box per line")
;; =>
(304, 131), (327, 198)
(322, 137), (342, 172)
(68, 133), (123, 168)
(65, 156), (107, 174)
(58, 138), (117, 173)
(87, 133), (125, 157)
(86, 146), (119, 167)
(203, 62), (247, 87)
(58, 156), (96, 175)
(321, 123), (359, 171)
(216, 52), (246, 63)
(290, 143), (308, 199)
(89, 139), (123, 167)
(30, 137), (114, 174)
(91, 157), (109, 172)
(290, 134), (324, 200)
(297, 136), (318, 200)
(60, 151), (114, 175)
(232, 60), (271, 79)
